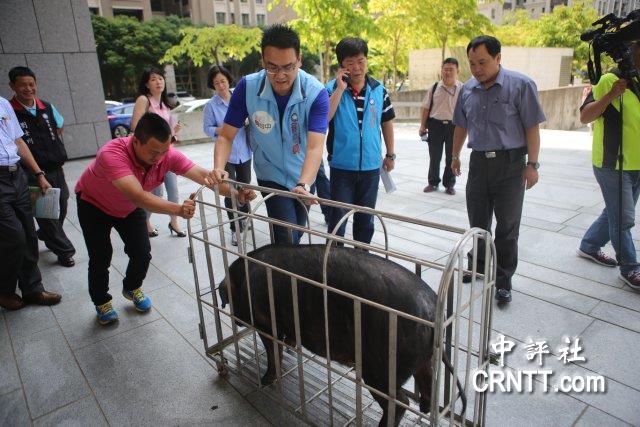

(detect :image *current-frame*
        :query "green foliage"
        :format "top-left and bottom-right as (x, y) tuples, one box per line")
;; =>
(272, 0), (374, 81)
(409, 0), (493, 61)
(492, 0), (599, 75)
(161, 25), (262, 67)
(91, 14), (191, 99)
(368, 0), (421, 90)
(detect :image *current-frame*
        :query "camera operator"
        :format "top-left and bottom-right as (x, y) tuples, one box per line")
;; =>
(577, 41), (640, 291)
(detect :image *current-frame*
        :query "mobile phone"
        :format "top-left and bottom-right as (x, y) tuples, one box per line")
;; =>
(341, 74), (350, 84)
(421, 132), (429, 142)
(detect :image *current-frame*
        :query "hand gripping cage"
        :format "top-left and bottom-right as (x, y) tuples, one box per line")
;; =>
(186, 180), (496, 426)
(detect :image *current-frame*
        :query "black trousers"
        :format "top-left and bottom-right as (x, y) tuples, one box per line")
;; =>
(224, 159), (252, 232)
(427, 119), (456, 188)
(466, 149), (526, 291)
(77, 195), (151, 306)
(0, 166), (44, 296)
(29, 167), (75, 259)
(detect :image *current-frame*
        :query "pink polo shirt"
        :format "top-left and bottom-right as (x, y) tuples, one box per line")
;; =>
(75, 136), (195, 218)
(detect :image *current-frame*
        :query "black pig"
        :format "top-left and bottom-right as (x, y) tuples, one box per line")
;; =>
(219, 244), (463, 426)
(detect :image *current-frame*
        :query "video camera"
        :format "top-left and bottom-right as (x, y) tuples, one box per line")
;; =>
(581, 9), (640, 96)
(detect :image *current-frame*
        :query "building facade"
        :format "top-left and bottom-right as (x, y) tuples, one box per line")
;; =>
(592, 0), (639, 15)
(478, 0), (568, 24)
(87, 0), (268, 27)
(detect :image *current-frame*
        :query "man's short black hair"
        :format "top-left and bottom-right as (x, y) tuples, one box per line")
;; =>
(261, 24), (300, 56)
(336, 37), (368, 65)
(442, 57), (459, 67)
(9, 66), (36, 83)
(466, 36), (501, 57)
(207, 65), (234, 90)
(133, 113), (172, 144)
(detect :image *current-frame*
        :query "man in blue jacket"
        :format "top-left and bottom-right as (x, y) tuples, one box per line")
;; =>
(212, 24), (329, 244)
(327, 37), (396, 244)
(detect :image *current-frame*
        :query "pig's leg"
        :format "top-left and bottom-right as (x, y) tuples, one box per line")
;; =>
(259, 333), (284, 386)
(259, 333), (277, 385)
(414, 357), (433, 414)
(372, 387), (409, 427)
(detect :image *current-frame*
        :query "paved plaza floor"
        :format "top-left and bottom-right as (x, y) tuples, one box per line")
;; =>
(1, 123), (639, 426)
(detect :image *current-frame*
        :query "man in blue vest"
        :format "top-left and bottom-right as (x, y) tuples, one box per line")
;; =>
(326, 37), (396, 245)
(212, 24), (329, 244)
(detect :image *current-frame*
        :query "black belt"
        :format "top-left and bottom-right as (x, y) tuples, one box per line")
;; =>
(474, 147), (527, 159)
(428, 118), (453, 125)
(0, 163), (19, 172)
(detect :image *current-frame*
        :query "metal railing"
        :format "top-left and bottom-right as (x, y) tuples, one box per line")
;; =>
(187, 180), (496, 426)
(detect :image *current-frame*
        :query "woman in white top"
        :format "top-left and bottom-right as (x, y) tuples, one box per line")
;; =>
(131, 67), (184, 237)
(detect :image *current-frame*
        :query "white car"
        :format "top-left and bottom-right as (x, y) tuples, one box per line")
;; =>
(172, 99), (209, 113)
(105, 100), (122, 108)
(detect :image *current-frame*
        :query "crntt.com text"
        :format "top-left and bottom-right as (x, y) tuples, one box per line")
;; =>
(472, 369), (606, 394)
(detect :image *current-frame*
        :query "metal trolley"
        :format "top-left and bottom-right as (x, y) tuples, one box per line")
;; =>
(187, 181), (497, 426)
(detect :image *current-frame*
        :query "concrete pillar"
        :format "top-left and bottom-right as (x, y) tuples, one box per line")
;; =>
(0, 0), (111, 158)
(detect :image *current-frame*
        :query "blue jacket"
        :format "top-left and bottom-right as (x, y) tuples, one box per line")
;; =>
(245, 69), (324, 189)
(326, 75), (384, 171)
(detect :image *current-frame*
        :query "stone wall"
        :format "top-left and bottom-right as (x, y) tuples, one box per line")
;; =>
(390, 85), (587, 131)
(0, 0), (110, 159)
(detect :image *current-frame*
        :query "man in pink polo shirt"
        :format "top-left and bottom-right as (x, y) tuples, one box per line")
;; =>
(76, 113), (253, 325)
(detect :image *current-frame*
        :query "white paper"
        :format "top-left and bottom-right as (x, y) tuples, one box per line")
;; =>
(380, 167), (397, 194)
(31, 187), (61, 219)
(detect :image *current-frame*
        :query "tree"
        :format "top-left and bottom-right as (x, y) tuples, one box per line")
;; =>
(91, 15), (191, 99)
(526, 0), (599, 75)
(410, 0), (492, 62)
(492, 0), (599, 76)
(160, 25), (262, 67)
(271, 0), (374, 82)
(368, 0), (422, 91)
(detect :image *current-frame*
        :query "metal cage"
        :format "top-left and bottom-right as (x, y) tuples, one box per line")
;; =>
(187, 181), (496, 426)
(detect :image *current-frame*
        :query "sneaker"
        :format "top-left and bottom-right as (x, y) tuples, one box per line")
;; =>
(576, 248), (617, 267)
(620, 271), (640, 290)
(445, 187), (456, 195)
(122, 287), (152, 312)
(495, 288), (512, 303)
(231, 233), (238, 246)
(423, 185), (438, 193)
(95, 301), (119, 325)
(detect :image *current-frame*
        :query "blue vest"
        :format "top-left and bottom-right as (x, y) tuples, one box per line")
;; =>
(326, 76), (384, 171)
(245, 69), (324, 189)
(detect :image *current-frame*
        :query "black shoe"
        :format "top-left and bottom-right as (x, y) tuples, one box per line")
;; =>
(148, 228), (159, 237)
(495, 288), (512, 303)
(58, 257), (75, 267)
(168, 223), (186, 237)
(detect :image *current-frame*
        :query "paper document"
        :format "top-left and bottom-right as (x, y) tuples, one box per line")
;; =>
(29, 187), (61, 219)
(380, 167), (397, 194)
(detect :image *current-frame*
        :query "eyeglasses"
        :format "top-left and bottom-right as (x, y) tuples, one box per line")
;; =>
(264, 63), (298, 75)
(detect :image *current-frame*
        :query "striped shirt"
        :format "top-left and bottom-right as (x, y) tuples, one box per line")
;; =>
(349, 78), (395, 129)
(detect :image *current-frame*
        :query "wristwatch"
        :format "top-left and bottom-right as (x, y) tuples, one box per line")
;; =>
(385, 153), (396, 160)
(295, 182), (310, 192)
(527, 161), (540, 170)
(35, 171), (46, 178)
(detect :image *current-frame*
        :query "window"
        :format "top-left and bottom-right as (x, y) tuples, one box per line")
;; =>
(491, 9), (495, 19)
(150, 0), (163, 11)
(257, 13), (265, 26)
(542, 7), (545, 13)
(113, 8), (143, 21)
(241, 13), (250, 26)
(256, 0), (263, 3)
(89, 7), (99, 14)
(241, 0), (247, 2)
(216, 12), (226, 24)
(230, 13), (235, 24)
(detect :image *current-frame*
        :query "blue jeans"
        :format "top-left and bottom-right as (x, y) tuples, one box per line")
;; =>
(257, 179), (308, 244)
(580, 166), (640, 274)
(147, 171), (179, 219)
(328, 168), (380, 244)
